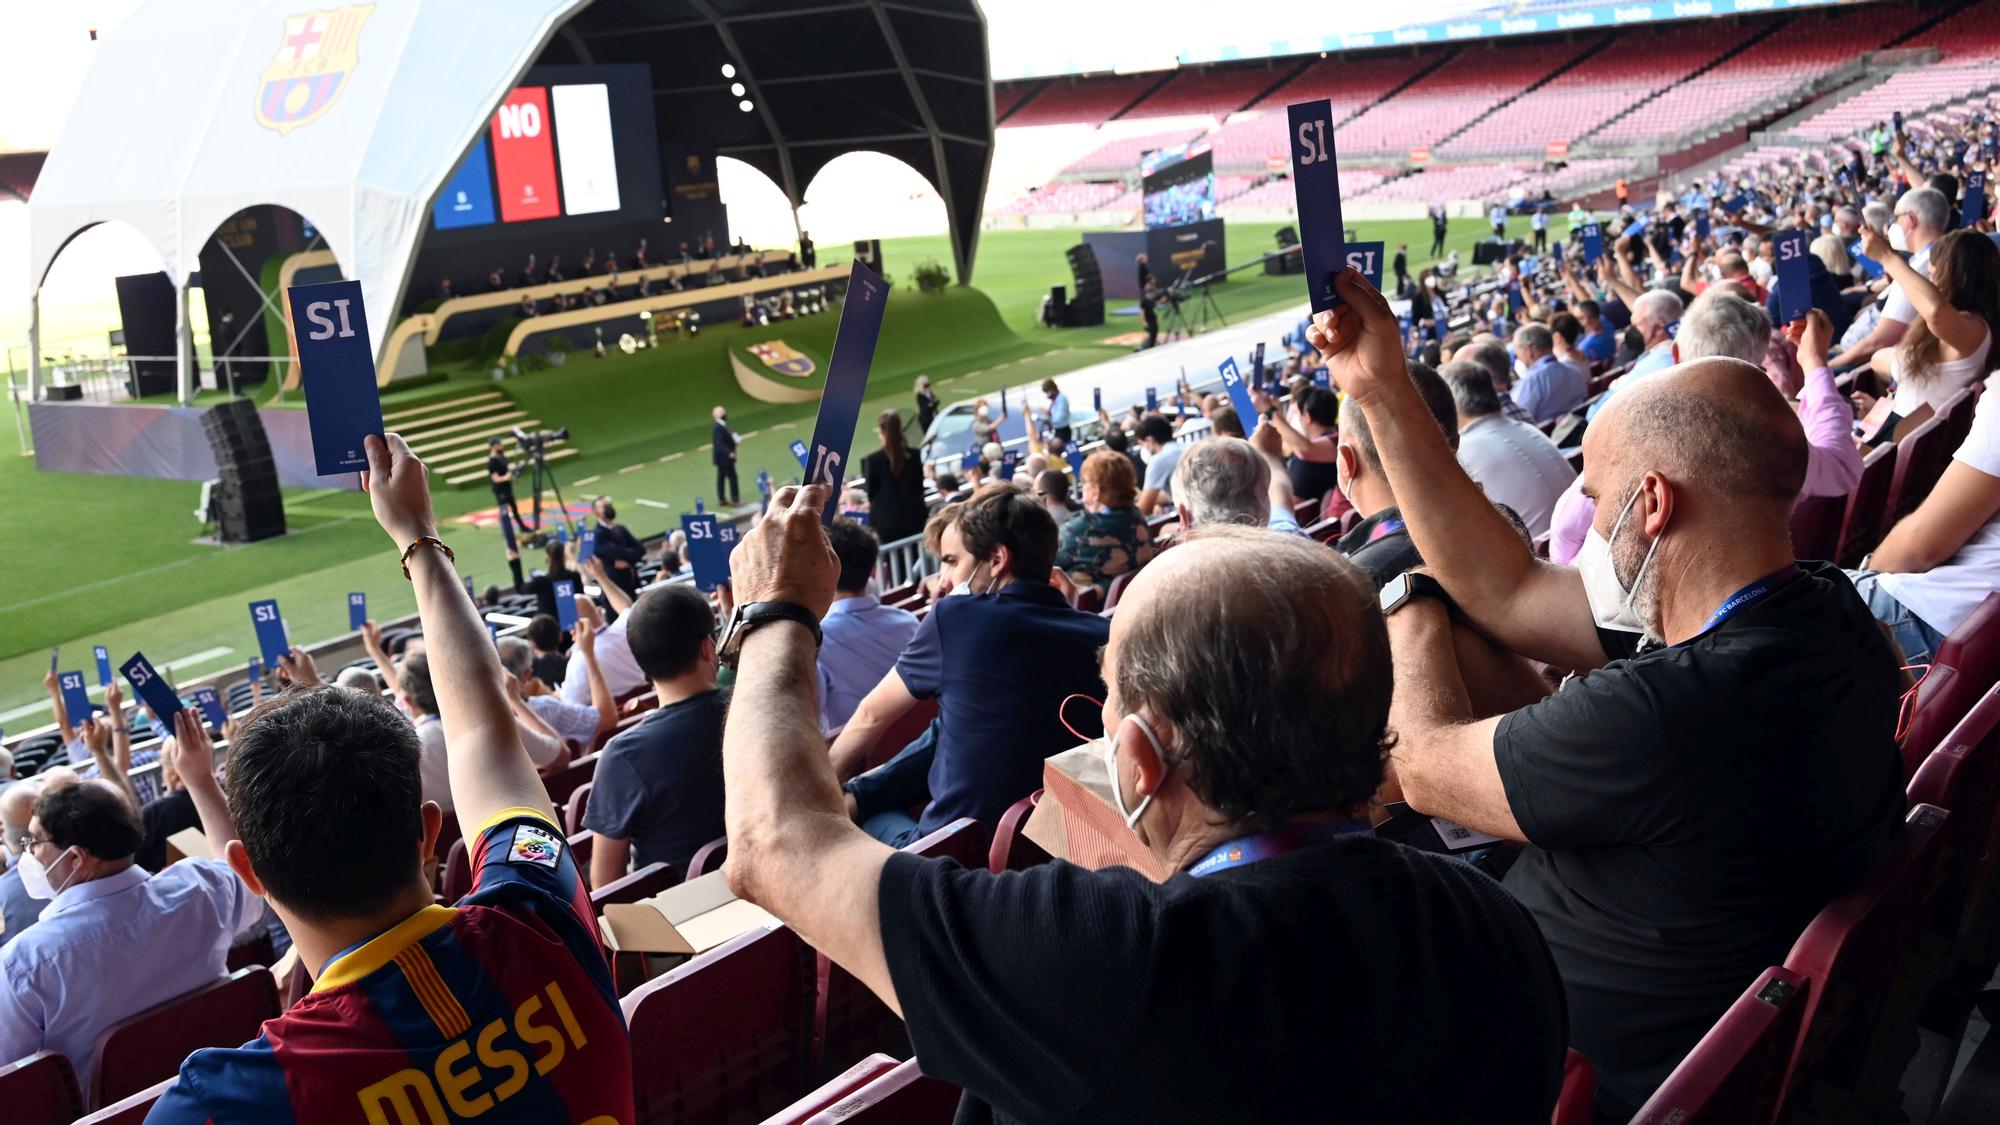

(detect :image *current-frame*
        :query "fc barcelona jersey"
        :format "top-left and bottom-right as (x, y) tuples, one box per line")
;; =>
(148, 808), (632, 1124)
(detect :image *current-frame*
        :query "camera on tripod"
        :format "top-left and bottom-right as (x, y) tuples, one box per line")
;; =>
(513, 426), (570, 455)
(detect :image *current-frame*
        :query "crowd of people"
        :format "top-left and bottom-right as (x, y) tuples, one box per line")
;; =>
(1, 94), (1997, 1125)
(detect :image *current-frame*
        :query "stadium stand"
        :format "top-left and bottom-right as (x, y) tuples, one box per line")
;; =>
(1782, 0), (2000, 142)
(1059, 124), (1209, 176)
(1333, 37), (1605, 156)
(1000, 73), (1163, 127)
(1120, 63), (1295, 120)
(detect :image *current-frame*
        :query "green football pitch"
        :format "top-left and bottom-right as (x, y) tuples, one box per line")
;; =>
(0, 213), (1540, 721)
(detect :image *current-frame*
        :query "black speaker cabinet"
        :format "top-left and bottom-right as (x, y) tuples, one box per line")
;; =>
(202, 401), (286, 542)
(1062, 244), (1105, 327)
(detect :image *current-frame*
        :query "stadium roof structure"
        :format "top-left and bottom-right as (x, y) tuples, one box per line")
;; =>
(548, 0), (993, 285)
(24, 0), (993, 393)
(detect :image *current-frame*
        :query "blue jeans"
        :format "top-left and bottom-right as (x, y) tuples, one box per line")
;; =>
(845, 719), (939, 848)
(1848, 569), (1945, 664)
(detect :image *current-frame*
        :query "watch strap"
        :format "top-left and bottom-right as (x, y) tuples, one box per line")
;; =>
(721, 601), (822, 667)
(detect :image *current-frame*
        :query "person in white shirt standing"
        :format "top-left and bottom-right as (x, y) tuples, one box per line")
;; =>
(1443, 361), (1577, 540)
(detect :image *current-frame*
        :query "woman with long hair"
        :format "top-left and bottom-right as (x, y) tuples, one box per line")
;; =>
(1857, 229), (2000, 439)
(861, 408), (928, 546)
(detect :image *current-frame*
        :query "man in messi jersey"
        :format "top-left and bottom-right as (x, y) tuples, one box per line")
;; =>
(150, 432), (631, 1125)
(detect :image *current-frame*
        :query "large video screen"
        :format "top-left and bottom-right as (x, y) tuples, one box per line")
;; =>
(1142, 143), (1216, 231)
(430, 64), (659, 236)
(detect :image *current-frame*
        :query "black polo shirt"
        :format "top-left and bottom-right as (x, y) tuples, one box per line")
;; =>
(894, 581), (1108, 835)
(878, 837), (1568, 1123)
(1493, 561), (1905, 1116)
(487, 452), (511, 495)
(1335, 507), (1421, 589)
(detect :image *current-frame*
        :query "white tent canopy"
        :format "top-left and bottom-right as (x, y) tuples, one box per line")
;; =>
(26, 0), (587, 397)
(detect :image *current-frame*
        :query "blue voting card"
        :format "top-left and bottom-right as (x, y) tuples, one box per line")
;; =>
(120, 652), (183, 723)
(1694, 208), (1711, 242)
(1773, 230), (1813, 325)
(192, 686), (228, 735)
(1252, 341), (1266, 385)
(487, 621), (501, 647)
(1963, 171), (1988, 229)
(1580, 223), (1604, 264)
(1507, 281), (1526, 314)
(1066, 446), (1085, 476)
(286, 279), (383, 477)
(248, 598), (289, 668)
(960, 448), (980, 472)
(499, 505), (518, 551)
(553, 579), (579, 631)
(1345, 242), (1386, 292)
(717, 521), (740, 577)
(681, 513), (726, 592)
(757, 468), (772, 500)
(557, 523), (569, 544)
(1287, 98), (1348, 312)
(804, 260), (891, 525)
(247, 658), (262, 684)
(1144, 387), (1158, 413)
(93, 645), (113, 687)
(577, 528), (597, 565)
(1313, 367), (1331, 388)
(790, 439), (809, 468)
(463, 575), (475, 600)
(348, 592), (367, 630)
(695, 497), (705, 514)
(998, 449), (1020, 482)
(1218, 357), (1260, 437)
(1092, 386), (1102, 413)
(57, 671), (91, 726)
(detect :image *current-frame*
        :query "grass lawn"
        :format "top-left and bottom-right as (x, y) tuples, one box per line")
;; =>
(0, 214), (1542, 720)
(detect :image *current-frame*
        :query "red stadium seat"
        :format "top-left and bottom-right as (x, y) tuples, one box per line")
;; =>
(863, 697), (940, 774)
(1900, 593), (2000, 775)
(688, 836), (729, 880)
(1100, 570), (1137, 613)
(1551, 1049), (1594, 1125)
(1885, 415), (1956, 525)
(442, 838), (471, 901)
(72, 1076), (174, 1125)
(223, 931), (274, 973)
(0, 1050), (83, 1125)
(623, 925), (815, 1124)
(1775, 804), (1949, 1121)
(758, 1053), (900, 1125)
(1630, 966), (1810, 1125)
(566, 780), (595, 835)
(989, 790), (1053, 873)
(1936, 384), (1979, 452)
(544, 753), (600, 809)
(903, 818), (987, 867)
(88, 967), (280, 1109)
(1788, 492), (1844, 563)
(1836, 444), (1896, 567)
(820, 1058), (960, 1123)
(591, 861), (681, 908)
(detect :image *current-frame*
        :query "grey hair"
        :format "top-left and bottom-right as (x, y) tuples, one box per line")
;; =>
(1513, 323), (1553, 354)
(1632, 288), (1685, 330)
(1862, 200), (1893, 231)
(1441, 360), (1503, 418)
(497, 637), (534, 680)
(1896, 187), (1950, 234)
(334, 666), (383, 695)
(1679, 292), (1771, 366)
(1811, 234), (1855, 278)
(1462, 340), (1513, 391)
(1171, 436), (1272, 528)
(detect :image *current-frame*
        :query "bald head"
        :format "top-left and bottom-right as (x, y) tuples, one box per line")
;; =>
(1587, 357), (1807, 511)
(1108, 526), (1393, 828)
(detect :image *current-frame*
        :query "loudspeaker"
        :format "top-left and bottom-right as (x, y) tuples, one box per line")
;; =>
(1274, 226), (1300, 249)
(1473, 238), (1521, 266)
(1062, 245), (1104, 326)
(201, 401), (286, 542)
(44, 384), (84, 401)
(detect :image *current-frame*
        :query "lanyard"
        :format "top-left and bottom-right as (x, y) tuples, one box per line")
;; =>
(1367, 514), (1406, 542)
(1703, 564), (1801, 633)
(1188, 819), (1373, 878)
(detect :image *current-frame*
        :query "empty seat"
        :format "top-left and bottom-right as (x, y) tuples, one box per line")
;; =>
(758, 1053), (900, 1125)
(72, 1076), (175, 1124)
(1885, 415), (1955, 525)
(688, 836), (729, 880)
(1631, 966), (1810, 1124)
(1906, 686), (2000, 1065)
(566, 780), (594, 835)
(88, 967), (280, 1109)
(1788, 492), (1844, 563)
(0, 1050), (83, 1125)
(544, 753), (600, 809)
(1836, 444), (1896, 567)
(623, 925), (815, 1123)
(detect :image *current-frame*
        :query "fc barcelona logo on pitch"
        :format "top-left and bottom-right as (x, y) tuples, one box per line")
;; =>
(749, 341), (816, 379)
(255, 6), (374, 135)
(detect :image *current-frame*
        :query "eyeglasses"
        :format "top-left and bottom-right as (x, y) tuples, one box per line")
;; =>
(16, 834), (50, 852)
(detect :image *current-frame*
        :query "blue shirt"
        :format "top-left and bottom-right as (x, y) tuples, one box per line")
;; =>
(1510, 355), (1589, 424)
(581, 689), (728, 875)
(895, 581), (1109, 835)
(527, 692), (601, 748)
(0, 861), (47, 948)
(0, 859), (257, 1091)
(1049, 392), (1072, 429)
(817, 595), (921, 734)
(1587, 344), (1676, 420)
(1579, 330), (1617, 365)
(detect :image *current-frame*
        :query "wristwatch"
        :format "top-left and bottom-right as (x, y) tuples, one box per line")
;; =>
(718, 601), (822, 667)
(1379, 571), (1455, 617)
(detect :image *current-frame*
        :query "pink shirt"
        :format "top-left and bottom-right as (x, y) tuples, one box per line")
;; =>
(1547, 366), (1862, 565)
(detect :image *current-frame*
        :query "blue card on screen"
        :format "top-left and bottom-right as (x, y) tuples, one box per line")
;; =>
(1580, 223), (1604, 264)
(286, 279), (384, 477)
(1345, 242), (1385, 291)
(577, 528), (597, 565)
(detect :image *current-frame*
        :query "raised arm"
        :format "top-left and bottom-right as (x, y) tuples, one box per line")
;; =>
(1860, 225), (1992, 356)
(169, 709), (238, 858)
(364, 433), (552, 831)
(1309, 270), (1608, 671)
(722, 484), (900, 1016)
(583, 556), (634, 615)
(573, 602), (618, 736)
(43, 669), (77, 746)
(360, 620), (397, 683)
(83, 712), (140, 811)
(104, 680), (132, 783)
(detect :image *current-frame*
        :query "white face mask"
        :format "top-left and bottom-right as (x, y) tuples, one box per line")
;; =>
(1099, 713), (1170, 840)
(18, 846), (73, 902)
(951, 562), (1001, 597)
(1574, 482), (1665, 635)
(1889, 222), (1910, 252)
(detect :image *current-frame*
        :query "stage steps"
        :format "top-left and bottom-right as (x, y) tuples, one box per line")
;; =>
(378, 385), (585, 488)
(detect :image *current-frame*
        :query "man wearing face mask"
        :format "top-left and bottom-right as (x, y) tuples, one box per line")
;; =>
(0, 734), (258, 1092)
(0, 772), (75, 947)
(1830, 186), (1950, 371)
(828, 485), (1109, 846)
(1586, 288), (1684, 420)
(589, 495), (645, 596)
(1311, 270), (1905, 1119)
(721, 495), (1570, 1121)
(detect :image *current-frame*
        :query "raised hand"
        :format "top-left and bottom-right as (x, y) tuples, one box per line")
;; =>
(361, 433), (439, 551)
(729, 485), (838, 619)
(1303, 271), (1409, 409)
(278, 645), (323, 687)
(169, 709), (217, 785)
(1784, 308), (1834, 370)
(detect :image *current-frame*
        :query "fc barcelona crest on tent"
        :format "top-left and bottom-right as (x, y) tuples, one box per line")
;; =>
(255, 6), (375, 135)
(749, 340), (816, 378)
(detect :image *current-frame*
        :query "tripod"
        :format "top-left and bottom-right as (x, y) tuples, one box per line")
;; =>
(523, 442), (575, 540)
(1188, 277), (1227, 333)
